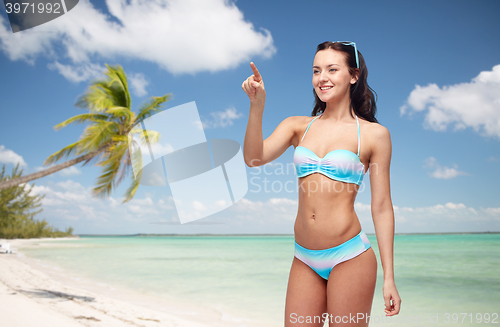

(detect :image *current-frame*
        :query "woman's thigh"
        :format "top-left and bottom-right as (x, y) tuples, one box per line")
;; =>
(326, 248), (377, 326)
(285, 257), (328, 327)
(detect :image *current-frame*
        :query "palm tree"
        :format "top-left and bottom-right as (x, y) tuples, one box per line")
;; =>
(0, 64), (169, 203)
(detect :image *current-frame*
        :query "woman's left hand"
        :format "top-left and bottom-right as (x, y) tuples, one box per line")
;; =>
(383, 280), (401, 316)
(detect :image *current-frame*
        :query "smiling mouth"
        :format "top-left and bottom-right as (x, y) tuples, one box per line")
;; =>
(320, 86), (333, 91)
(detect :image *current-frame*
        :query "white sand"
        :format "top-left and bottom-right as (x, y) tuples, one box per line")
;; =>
(0, 238), (232, 327)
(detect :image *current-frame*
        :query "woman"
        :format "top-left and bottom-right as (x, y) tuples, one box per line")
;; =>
(242, 41), (401, 326)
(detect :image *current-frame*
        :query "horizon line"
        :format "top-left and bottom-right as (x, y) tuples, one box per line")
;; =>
(74, 231), (500, 237)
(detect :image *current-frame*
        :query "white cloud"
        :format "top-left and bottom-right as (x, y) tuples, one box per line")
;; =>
(28, 180), (173, 223)
(47, 61), (150, 91)
(400, 65), (500, 138)
(202, 107), (244, 128)
(78, 204), (98, 220)
(0, 0), (276, 81)
(230, 197), (298, 225)
(47, 61), (105, 82)
(0, 20), (56, 65)
(129, 73), (149, 97)
(423, 156), (468, 179)
(149, 141), (175, 156)
(0, 145), (27, 167)
(483, 207), (500, 216)
(59, 166), (82, 176)
(56, 179), (86, 191)
(392, 202), (497, 222)
(34, 165), (52, 173)
(355, 201), (500, 233)
(354, 202), (372, 211)
(34, 164), (82, 177)
(158, 198), (175, 210)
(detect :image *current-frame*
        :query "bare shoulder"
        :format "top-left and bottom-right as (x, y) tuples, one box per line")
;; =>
(278, 115), (313, 133)
(282, 115), (307, 123)
(358, 118), (391, 162)
(293, 115), (319, 127)
(360, 118), (391, 143)
(285, 115), (313, 124)
(286, 115), (316, 146)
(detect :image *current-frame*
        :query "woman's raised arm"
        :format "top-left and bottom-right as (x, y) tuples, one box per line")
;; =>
(242, 62), (296, 167)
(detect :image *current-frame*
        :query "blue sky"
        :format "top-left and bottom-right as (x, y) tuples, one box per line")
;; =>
(1, 0), (499, 235)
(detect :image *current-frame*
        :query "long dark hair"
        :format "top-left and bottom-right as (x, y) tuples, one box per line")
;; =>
(312, 41), (378, 123)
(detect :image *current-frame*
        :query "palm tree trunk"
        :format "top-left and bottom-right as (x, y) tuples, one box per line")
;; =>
(0, 143), (113, 191)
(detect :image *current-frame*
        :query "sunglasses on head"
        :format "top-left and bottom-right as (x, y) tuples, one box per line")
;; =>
(334, 41), (359, 69)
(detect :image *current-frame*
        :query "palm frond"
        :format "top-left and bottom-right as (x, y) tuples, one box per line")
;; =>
(128, 127), (145, 135)
(135, 94), (171, 124)
(91, 138), (130, 198)
(111, 135), (128, 143)
(53, 113), (109, 131)
(142, 129), (161, 146)
(129, 139), (144, 181)
(91, 158), (121, 199)
(122, 167), (142, 203)
(75, 65), (132, 113)
(44, 141), (83, 166)
(80, 147), (111, 167)
(99, 142), (128, 169)
(127, 127), (160, 147)
(75, 81), (116, 112)
(106, 106), (132, 122)
(78, 121), (120, 154)
(115, 146), (132, 186)
(104, 64), (131, 110)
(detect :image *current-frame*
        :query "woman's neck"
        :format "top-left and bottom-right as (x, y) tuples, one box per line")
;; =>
(321, 95), (353, 122)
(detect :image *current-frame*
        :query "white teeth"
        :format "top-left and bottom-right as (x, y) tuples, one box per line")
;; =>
(320, 86), (332, 90)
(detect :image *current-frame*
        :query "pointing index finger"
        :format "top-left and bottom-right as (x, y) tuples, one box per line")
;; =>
(250, 62), (262, 82)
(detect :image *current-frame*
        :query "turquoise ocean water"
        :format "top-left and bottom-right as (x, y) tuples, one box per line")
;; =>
(21, 233), (500, 326)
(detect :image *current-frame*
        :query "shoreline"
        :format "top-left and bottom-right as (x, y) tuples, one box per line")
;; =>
(0, 237), (254, 327)
(75, 231), (500, 237)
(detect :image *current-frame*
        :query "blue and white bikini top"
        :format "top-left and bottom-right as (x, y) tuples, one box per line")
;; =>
(293, 114), (365, 185)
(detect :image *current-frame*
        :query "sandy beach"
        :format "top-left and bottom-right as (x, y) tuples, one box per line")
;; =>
(0, 237), (224, 327)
